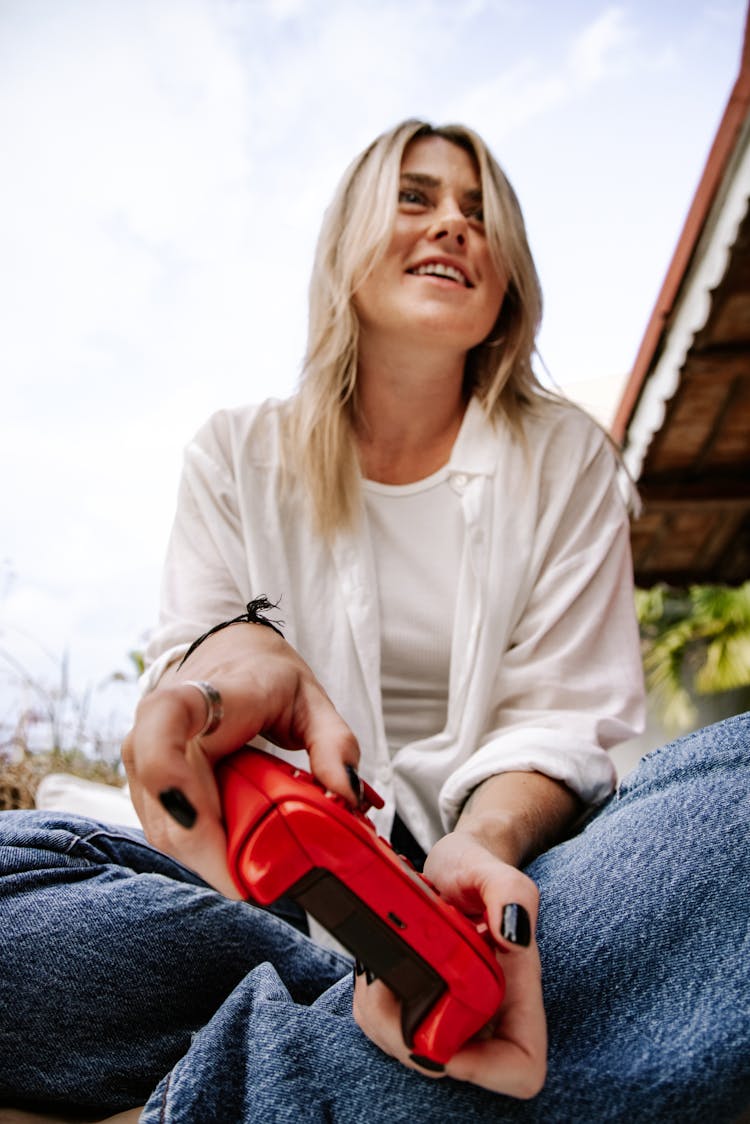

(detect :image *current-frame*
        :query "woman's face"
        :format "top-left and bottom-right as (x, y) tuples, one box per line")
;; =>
(353, 135), (507, 357)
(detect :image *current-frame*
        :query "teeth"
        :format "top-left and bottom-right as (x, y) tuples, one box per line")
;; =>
(410, 262), (468, 286)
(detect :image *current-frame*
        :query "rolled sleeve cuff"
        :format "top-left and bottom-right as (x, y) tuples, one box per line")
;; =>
(438, 728), (618, 833)
(138, 644), (191, 695)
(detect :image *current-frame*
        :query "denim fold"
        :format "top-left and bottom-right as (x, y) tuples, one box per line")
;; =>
(1, 714), (748, 1122)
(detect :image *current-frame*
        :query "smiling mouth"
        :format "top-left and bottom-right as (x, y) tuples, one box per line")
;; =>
(407, 262), (472, 287)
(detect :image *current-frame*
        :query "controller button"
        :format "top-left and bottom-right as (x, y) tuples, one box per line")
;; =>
(360, 779), (385, 811)
(293, 769), (323, 790)
(324, 791), (345, 804)
(408, 1054), (445, 1073)
(387, 911), (407, 930)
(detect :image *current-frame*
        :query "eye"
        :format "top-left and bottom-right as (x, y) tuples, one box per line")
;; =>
(398, 188), (427, 208)
(464, 203), (484, 225)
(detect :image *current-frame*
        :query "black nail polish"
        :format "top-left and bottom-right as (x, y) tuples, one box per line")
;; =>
(409, 1053), (445, 1073)
(354, 958), (366, 977)
(345, 764), (363, 805)
(501, 903), (531, 947)
(159, 787), (197, 829)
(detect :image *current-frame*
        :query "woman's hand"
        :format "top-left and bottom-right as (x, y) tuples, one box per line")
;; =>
(352, 830), (546, 1098)
(121, 624), (360, 894)
(354, 772), (578, 1094)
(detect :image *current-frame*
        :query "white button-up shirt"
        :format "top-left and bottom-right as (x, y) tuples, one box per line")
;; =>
(142, 396), (645, 851)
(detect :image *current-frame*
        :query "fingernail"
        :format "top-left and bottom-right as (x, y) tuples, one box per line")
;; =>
(501, 903), (531, 947)
(409, 1053), (445, 1073)
(159, 787), (197, 829)
(345, 764), (363, 806)
(354, 958), (366, 977)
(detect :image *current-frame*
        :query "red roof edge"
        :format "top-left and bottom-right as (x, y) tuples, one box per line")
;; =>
(611, 5), (750, 444)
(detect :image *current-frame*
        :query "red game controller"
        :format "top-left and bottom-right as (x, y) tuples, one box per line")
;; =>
(217, 747), (505, 1068)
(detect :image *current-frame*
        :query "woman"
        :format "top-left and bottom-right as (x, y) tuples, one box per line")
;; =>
(0, 121), (747, 1122)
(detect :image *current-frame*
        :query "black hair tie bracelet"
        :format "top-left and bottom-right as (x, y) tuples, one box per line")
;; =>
(178, 596), (285, 670)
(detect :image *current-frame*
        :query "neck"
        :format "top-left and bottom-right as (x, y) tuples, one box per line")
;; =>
(355, 335), (468, 484)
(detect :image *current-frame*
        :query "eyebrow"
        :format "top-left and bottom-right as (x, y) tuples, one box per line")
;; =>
(400, 171), (482, 205)
(400, 172), (440, 189)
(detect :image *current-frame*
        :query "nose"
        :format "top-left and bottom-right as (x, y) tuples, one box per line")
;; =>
(428, 200), (468, 249)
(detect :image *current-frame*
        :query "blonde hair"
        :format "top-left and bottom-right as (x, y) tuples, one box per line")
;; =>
(284, 118), (548, 537)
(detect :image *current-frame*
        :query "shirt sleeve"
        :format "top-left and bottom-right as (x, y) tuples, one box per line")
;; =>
(139, 411), (251, 693)
(439, 429), (646, 827)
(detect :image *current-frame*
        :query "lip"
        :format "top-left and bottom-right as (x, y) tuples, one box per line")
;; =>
(405, 256), (474, 288)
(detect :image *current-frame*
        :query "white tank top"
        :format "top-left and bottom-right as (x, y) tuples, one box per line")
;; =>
(363, 466), (464, 755)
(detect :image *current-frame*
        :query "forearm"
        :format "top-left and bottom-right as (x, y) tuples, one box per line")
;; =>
(455, 770), (582, 868)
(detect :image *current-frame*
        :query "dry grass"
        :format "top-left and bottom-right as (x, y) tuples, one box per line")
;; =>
(0, 748), (125, 811)
(0, 641), (139, 812)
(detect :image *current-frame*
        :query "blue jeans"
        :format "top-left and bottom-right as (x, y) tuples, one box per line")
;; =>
(1, 714), (748, 1122)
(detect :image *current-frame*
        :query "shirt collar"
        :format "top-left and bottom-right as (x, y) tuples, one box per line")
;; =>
(448, 397), (502, 476)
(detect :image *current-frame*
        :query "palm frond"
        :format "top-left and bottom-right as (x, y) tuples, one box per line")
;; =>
(636, 581), (750, 732)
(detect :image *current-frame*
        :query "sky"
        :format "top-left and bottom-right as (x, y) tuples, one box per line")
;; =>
(1, 0), (747, 747)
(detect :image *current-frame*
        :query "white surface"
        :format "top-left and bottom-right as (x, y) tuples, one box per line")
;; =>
(35, 773), (141, 829)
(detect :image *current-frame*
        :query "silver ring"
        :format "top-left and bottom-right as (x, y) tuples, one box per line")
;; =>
(185, 680), (224, 738)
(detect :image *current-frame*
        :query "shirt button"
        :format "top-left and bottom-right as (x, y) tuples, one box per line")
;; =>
(452, 473), (468, 491)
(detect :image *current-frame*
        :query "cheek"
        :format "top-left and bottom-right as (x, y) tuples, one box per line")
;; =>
(352, 268), (387, 325)
(479, 281), (507, 336)
(484, 268), (508, 329)
(353, 255), (407, 325)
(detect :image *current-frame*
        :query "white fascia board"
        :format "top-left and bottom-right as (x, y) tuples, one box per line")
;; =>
(623, 119), (750, 482)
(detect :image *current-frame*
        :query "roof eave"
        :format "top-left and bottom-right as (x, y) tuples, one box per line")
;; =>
(611, 7), (750, 446)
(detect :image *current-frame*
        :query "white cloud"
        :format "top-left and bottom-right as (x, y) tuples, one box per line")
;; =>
(448, 4), (638, 142)
(449, 61), (568, 141)
(569, 6), (633, 86)
(0, 1), (257, 367)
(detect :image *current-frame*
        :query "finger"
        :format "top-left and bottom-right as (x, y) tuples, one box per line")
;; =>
(497, 902), (533, 948)
(126, 691), (213, 803)
(484, 889), (538, 954)
(447, 1031), (546, 1098)
(174, 664), (290, 757)
(352, 974), (402, 1056)
(469, 864), (539, 952)
(447, 943), (547, 1097)
(165, 630), (361, 801)
(177, 671), (361, 815)
(422, 835), (542, 979)
(352, 977), (446, 1079)
(288, 676), (362, 805)
(136, 781), (241, 899)
(123, 692), (239, 895)
(171, 628), (330, 756)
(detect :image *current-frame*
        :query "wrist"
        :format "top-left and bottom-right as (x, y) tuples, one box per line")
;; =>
(161, 617), (287, 689)
(177, 596), (284, 671)
(454, 771), (582, 869)
(454, 808), (527, 868)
